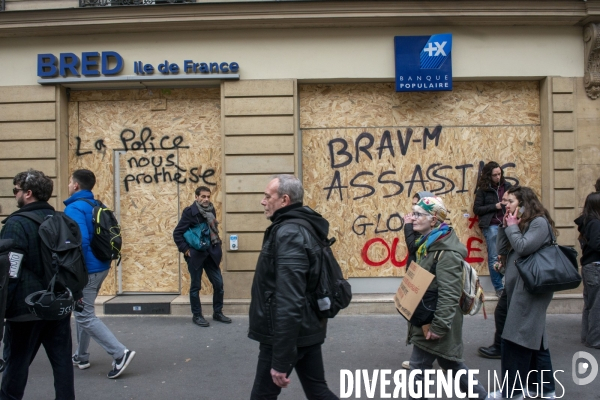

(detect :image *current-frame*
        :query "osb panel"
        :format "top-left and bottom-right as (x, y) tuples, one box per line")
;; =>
(120, 241), (179, 292)
(301, 82), (541, 278)
(69, 88), (220, 102)
(69, 88), (221, 295)
(300, 82), (540, 129)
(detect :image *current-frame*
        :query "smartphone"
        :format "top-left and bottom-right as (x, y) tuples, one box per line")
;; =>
(518, 206), (525, 218)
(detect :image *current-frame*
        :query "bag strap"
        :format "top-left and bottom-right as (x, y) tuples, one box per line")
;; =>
(429, 250), (443, 276)
(275, 219), (329, 295)
(543, 218), (557, 245)
(74, 198), (100, 208)
(14, 211), (45, 226)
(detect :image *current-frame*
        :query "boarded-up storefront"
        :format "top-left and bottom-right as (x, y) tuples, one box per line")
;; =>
(300, 82), (542, 278)
(68, 88), (221, 295)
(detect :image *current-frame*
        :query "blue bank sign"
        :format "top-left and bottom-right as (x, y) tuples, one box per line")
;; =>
(394, 33), (452, 92)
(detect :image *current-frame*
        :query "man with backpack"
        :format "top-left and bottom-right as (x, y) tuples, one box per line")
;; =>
(0, 169), (75, 400)
(248, 175), (339, 400)
(64, 169), (135, 379)
(173, 186), (231, 327)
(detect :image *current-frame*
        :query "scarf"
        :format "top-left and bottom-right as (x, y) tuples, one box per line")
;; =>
(195, 201), (221, 245)
(415, 223), (451, 262)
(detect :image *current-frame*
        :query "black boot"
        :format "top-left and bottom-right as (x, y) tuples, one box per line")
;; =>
(478, 345), (501, 359)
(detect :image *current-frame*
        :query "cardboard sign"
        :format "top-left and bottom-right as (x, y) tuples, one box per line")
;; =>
(394, 261), (435, 320)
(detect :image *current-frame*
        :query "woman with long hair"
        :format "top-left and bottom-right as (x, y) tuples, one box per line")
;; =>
(473, 161), (512, 297)
(574, 191), (600, 349)
(489, 186), (557, 399)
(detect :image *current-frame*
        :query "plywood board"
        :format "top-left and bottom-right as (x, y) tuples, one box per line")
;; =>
(69, 88), (221, 295)
(300, 82), (542, 278)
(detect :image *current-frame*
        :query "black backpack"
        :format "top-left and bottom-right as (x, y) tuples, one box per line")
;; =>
(0, 239), (13, 372)
(18, 212), (88, 301)
(76, 199), (122, 263)
(281, 219), (352, 319)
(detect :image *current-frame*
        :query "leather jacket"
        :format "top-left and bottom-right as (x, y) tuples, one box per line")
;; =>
(248, 203), (328, 373)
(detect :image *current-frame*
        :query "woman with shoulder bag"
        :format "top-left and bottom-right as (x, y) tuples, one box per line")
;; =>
(489, 186), (557, 400)
(574, 191), (600, 349)
(405, 197), (487, 399)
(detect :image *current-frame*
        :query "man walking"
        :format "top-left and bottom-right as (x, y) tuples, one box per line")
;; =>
(0, 169), (74, 400)
(64, 169), (135, 379)
(248, 175), (338, 400)
(173, 186), (231, 327)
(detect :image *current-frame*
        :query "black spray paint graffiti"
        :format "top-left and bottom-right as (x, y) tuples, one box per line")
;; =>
(75, 127), (216, 191)
(323, 126), (519, 201)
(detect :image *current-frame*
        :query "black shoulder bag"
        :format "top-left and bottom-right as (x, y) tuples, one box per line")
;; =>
(515, 218), (581, 294)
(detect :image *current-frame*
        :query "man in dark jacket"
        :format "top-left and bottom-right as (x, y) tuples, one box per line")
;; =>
(0, 169), (74, 400)
(173, 186), (231, 327)
(248, 175), (338, 400)
(64, 169), (135, 378)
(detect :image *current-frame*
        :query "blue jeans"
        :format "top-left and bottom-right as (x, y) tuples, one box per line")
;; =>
(482, 225), (504, 291)
(250, 343), (338, 400)
(500, 339), (555, 398)
(74, 269), (126, 362)
(1, 317), (74, 400)
(187, 255), (224, 316)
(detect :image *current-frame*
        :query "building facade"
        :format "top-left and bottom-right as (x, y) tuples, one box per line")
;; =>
(1, 1), (598, 299)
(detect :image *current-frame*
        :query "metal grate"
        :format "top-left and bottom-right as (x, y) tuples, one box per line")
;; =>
(80, 0), (196, 7)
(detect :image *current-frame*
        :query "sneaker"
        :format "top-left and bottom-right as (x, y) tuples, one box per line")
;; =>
(72, 355), (90, 370)
(402, 360), (410, 370)
(213, 312), (232, 324)
(193, 314), (210, 327)
(107, 349), (136, 379)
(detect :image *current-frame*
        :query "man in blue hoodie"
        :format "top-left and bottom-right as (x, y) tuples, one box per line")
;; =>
(64, 169), (135, 379)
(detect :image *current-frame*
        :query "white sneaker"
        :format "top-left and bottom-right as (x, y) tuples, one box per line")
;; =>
(402, 360), (410, 369)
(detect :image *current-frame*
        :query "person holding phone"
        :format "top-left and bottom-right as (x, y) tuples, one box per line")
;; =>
(473, 162), (512, 299)
(574, 191), (600, 349)
(488, 186), (557, 399)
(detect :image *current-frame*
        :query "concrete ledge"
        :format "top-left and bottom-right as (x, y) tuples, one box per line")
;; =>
(96, 292), (584, 316)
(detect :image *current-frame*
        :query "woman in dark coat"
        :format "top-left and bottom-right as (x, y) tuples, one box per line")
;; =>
(489, 186), (556, 399)
(574, 191), (600, 349)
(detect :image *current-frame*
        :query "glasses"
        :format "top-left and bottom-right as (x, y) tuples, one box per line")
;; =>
(12, 188), (23, 195)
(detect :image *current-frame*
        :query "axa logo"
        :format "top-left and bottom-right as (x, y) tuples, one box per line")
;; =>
(420, 33), (452, 69)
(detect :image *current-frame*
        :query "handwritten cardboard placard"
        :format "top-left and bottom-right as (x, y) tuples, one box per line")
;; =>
(394, 261), (435, 320)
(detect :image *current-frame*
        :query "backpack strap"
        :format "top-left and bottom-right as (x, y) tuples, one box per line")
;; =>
(74, 198), (99, 207)
(14, 211), (45, 226)
(275, 218), (329, 294)
(279, 218), (334, 247)
(429, 250), (444, 276)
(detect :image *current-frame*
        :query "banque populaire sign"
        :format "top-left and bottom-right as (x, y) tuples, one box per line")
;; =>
(394, 33), (452, 92)
(36, 51), (240, 84)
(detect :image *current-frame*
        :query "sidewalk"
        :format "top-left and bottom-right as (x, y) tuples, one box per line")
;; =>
(12, 314), (600, 399)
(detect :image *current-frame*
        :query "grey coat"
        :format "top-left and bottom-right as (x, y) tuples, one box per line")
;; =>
(497, 216), (553, 350)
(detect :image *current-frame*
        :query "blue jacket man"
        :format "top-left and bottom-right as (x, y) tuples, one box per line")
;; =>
(64, 169), (135, 379)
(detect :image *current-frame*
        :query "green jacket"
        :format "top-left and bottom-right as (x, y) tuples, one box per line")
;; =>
(407, 229), (467, 362)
